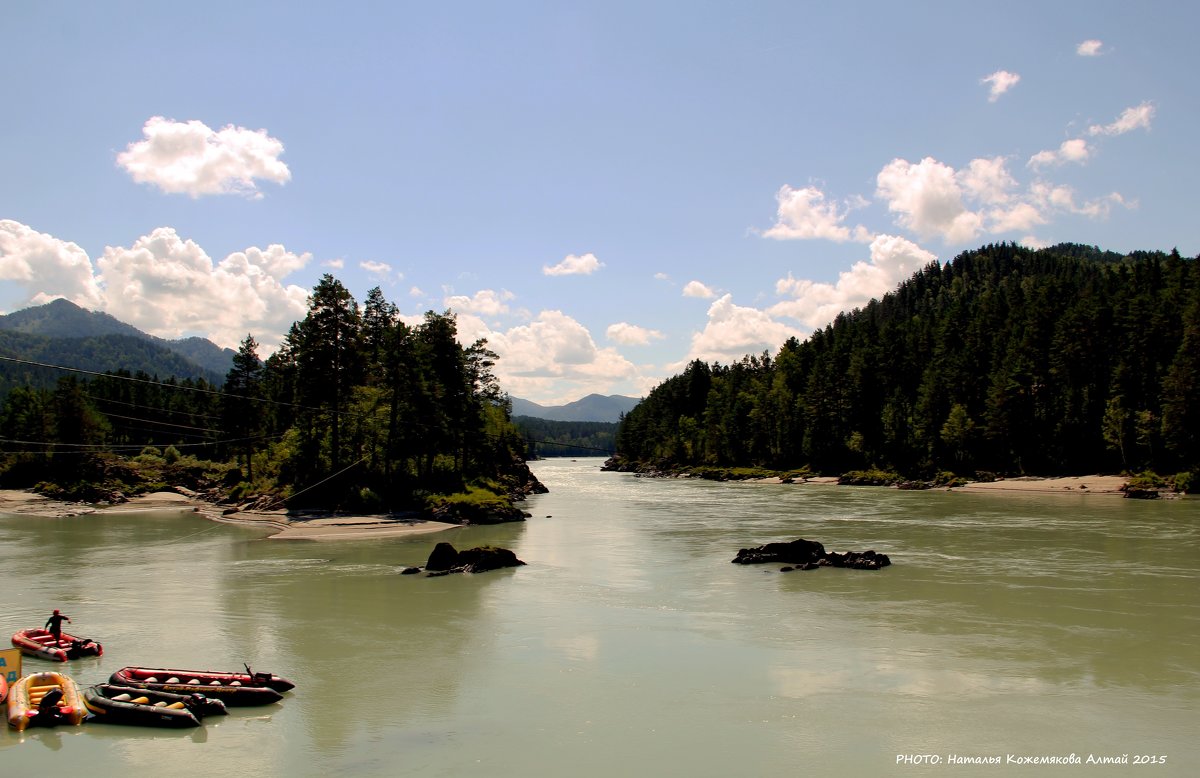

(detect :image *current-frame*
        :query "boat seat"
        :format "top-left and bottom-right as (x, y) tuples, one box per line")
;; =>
(165, 702), (186, 710)
(131, 697), (150, 705)
(112, 693), (132, 701)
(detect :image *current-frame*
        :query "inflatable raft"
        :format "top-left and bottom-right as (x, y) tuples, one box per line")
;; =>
(84, 684), (228, 728)
(108, 666), (293, 706)
(6, 671), (86, 731)
(12, 628), (103, 662)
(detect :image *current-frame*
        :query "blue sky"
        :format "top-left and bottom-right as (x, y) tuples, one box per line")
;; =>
(2, 1), (1196, 403)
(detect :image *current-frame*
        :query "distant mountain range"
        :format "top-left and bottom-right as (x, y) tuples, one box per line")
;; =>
(0, 299), (234, 393)
(511, 393), (640, 422)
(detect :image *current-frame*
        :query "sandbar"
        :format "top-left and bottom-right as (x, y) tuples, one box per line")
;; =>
(0, 489), (460, 541)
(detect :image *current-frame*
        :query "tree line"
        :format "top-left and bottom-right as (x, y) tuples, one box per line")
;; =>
(512, 417), (618, 458)
(614, 243), (1200, 480)
(0, 275), (530, 509)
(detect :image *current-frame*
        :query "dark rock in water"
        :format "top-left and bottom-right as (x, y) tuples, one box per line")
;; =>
(400, 567), (421, 575)
(422, 542), (526, 575)
(732, 538), (826, 565)
(425, 542), (461, 572)
(1123, 488), (1160, 500)
(456, 546), (526, 573)
(732, 538), (890, 571)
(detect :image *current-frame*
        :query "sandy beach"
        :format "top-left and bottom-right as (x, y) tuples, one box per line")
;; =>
(0, 489), (460, 541)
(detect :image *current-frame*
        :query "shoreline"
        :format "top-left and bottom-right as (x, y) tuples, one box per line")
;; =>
(748, 473), (1132, 495)
(0, 473), (1158, 538)
(0, 489), (462, 541)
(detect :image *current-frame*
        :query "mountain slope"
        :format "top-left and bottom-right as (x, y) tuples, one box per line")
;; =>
(511, 393), (640, 422)
(0, 300), (232, 394)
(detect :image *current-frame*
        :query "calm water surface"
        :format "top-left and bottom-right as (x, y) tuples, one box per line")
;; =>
(1, 458), (1197, 776)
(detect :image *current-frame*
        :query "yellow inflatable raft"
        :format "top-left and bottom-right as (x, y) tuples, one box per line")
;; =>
(6, 671), (86, 731)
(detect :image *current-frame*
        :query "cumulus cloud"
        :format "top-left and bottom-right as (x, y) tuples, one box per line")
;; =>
(1076, 39), (1104, 56)
(762, 185), (872, 242)
(677, 295), (803, 367)
(769, 234), (937, 329)
(876, 157), (983, 244)
(0, 221), (313, 351)
(981, 70), (1020, 102)
(0, 220), (104, 310)
(96, 229), (311, 350)
(1028, 138), (1091, 169)
(443, 289), (514, 316)
(958, 157), (1018, 205)
(682, 280), (716, 298)
(543, 252), (604, 276)
(606, 322), (665, 346)
(460, 310), (640, 402)
(117, 116), (290, 198)
(1088, 102), (1155, 136)
(359, 260), (393, 276)
(1029, 182), (1132, 219)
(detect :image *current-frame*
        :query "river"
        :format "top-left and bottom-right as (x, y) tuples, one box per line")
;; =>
(1, 458), (1197, 776)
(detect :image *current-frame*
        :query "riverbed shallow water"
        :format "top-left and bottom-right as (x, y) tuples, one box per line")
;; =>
(1, 458), (1197, 776)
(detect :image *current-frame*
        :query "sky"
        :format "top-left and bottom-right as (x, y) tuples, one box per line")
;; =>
(2, 1), (1197, 404)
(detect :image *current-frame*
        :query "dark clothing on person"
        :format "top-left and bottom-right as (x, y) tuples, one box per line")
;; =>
(45, 611), (70, 642)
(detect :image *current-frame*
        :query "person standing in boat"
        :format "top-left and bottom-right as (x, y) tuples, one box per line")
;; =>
(45, 609), (70, 642)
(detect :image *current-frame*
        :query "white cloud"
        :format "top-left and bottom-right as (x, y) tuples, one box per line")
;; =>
(409, 286), (425, 297)
(1076, 39), (1104, 56)
(606, 322), (665, 346)
(876, 157), (983, 244)
(987, 202), (1046, 233)
(770, 234), (937, 329)
(543, 252), (604, 276)
(1028, 138), (1091, 169)
(682, 280), (716, 298)
(1088, 102), (1155, 136)
(443, 289), (514, 316)
(117, 116), (290, 199)
(1029, 182), (1132, 219)
(981, 70), (1020, 102)
(96, 228), (311, 351)
(0, 220), (104, 310)
(959, 156), (1018, 205)
(762, 185), (872, 242)
(462, 310), (640, 403)
(654, 272), (670, 281)
(324, 258), (345, 270)
(677, 295), (803, 367)
(359, 260), (395, 277)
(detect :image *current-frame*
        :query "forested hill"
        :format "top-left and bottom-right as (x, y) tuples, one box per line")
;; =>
(614, 243), (1200, 479)
(0, 299), (233, 395)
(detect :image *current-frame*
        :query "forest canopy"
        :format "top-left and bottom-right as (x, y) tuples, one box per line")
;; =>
(614, 243), (1200, 481)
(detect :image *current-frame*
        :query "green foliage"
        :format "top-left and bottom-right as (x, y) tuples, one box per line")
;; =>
(616, 245), (1200, 477)
(1171, 472), (1195, 494)
(839, 469), (901, 486)
(1125, 470), (1166, 490)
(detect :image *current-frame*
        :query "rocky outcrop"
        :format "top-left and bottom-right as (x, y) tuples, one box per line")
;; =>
(732, 538), (890, 571)
(421, 542), (526, 575)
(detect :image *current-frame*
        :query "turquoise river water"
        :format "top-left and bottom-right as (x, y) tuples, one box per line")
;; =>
(0, 458), (1197, 776)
